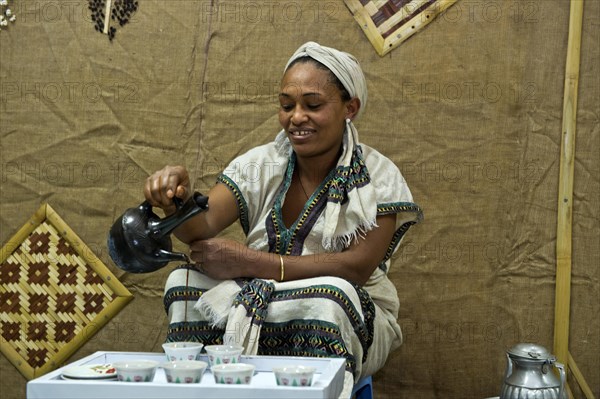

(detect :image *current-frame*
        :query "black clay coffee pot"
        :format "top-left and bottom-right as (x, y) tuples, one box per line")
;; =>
(107, 192), (209, 273)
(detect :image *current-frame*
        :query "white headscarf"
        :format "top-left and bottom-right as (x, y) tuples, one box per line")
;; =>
(284, 41), (368, 119)
(278, 41), (377, 251)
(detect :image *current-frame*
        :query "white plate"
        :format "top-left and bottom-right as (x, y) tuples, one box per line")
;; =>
(61, 364), (117, 380)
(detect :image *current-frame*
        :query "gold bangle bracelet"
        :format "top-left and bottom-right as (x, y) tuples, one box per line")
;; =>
(279, 255), (285, 282)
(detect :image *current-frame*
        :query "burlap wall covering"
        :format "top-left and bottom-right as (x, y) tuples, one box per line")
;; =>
(1, 1), (598, 398)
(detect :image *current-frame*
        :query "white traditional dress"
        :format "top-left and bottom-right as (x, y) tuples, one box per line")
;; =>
(163, 41), (423, 396)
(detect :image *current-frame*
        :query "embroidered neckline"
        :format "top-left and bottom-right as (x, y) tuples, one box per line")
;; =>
(269, 154), (332, 255)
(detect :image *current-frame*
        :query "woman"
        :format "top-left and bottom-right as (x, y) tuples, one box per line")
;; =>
(145, 42), (422, 392)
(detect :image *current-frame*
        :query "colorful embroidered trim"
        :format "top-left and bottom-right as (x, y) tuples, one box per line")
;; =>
(267, 154), (330, 256)
(217, 174), (250, 235)
(233, 279), (275, 324)
(165, 321), (223, 345)
(260, 319), (357, 373)
(377, 202), (423, 271)
(326, 146), (371, 205)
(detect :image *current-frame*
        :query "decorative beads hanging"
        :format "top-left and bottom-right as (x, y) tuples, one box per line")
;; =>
(0, 0), (17, 32)
(88, 0), (138, 41)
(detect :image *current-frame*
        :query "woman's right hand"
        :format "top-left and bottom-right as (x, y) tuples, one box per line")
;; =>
(144, 165), (191, 210)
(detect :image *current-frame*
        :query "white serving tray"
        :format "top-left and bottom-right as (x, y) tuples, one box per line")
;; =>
(27, 351), (346, 399)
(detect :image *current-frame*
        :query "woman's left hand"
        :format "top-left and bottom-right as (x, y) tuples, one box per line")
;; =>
(188, 238), (251, 280)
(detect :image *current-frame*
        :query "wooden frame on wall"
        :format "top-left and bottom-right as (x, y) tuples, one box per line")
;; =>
(344, 0), (460, 56)
(0, 203), (133, 379)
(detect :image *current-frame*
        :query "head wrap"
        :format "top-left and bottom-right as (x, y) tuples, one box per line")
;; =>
(284, 41), (368, 118)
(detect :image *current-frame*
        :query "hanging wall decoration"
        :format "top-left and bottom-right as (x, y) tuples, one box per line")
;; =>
(89, 0), (139, 41)
(0, 0), (17, 31)
(0, 204), (133, 379)
(344, 0), (460, 56)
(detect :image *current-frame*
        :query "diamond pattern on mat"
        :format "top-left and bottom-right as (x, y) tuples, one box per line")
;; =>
(54, 321), (77, 342)
(28, 294), (49, 314)
(0, 262), (20, 284)
(27, 322), (47, 341)
(0, 291), (20, 313)
(28, 348), (49, 368)
(57, 264), (78, 284)
(2, 321), (21, 342)
(0, 221), (117, 371)
(28, 261), (50, 285)
(28, 232), (50, 254)
(56, 293), (77, 313)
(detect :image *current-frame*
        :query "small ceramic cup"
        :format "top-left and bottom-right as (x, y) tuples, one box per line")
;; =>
(162, 342), (204, 362)
(273, 365), (316, 387)
(112, 360), (159, 383)
(204, 344), (244, 367)
(212, 363), (255, 385)
(162, 360), (208, 384)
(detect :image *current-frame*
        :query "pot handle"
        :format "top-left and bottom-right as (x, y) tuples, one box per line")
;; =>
(504, 353), (513, 379)
(148, 192), (209, 238)
(555, 362), (566, 399)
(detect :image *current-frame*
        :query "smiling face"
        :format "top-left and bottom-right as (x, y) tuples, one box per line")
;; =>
(278, 61), (359, 164)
